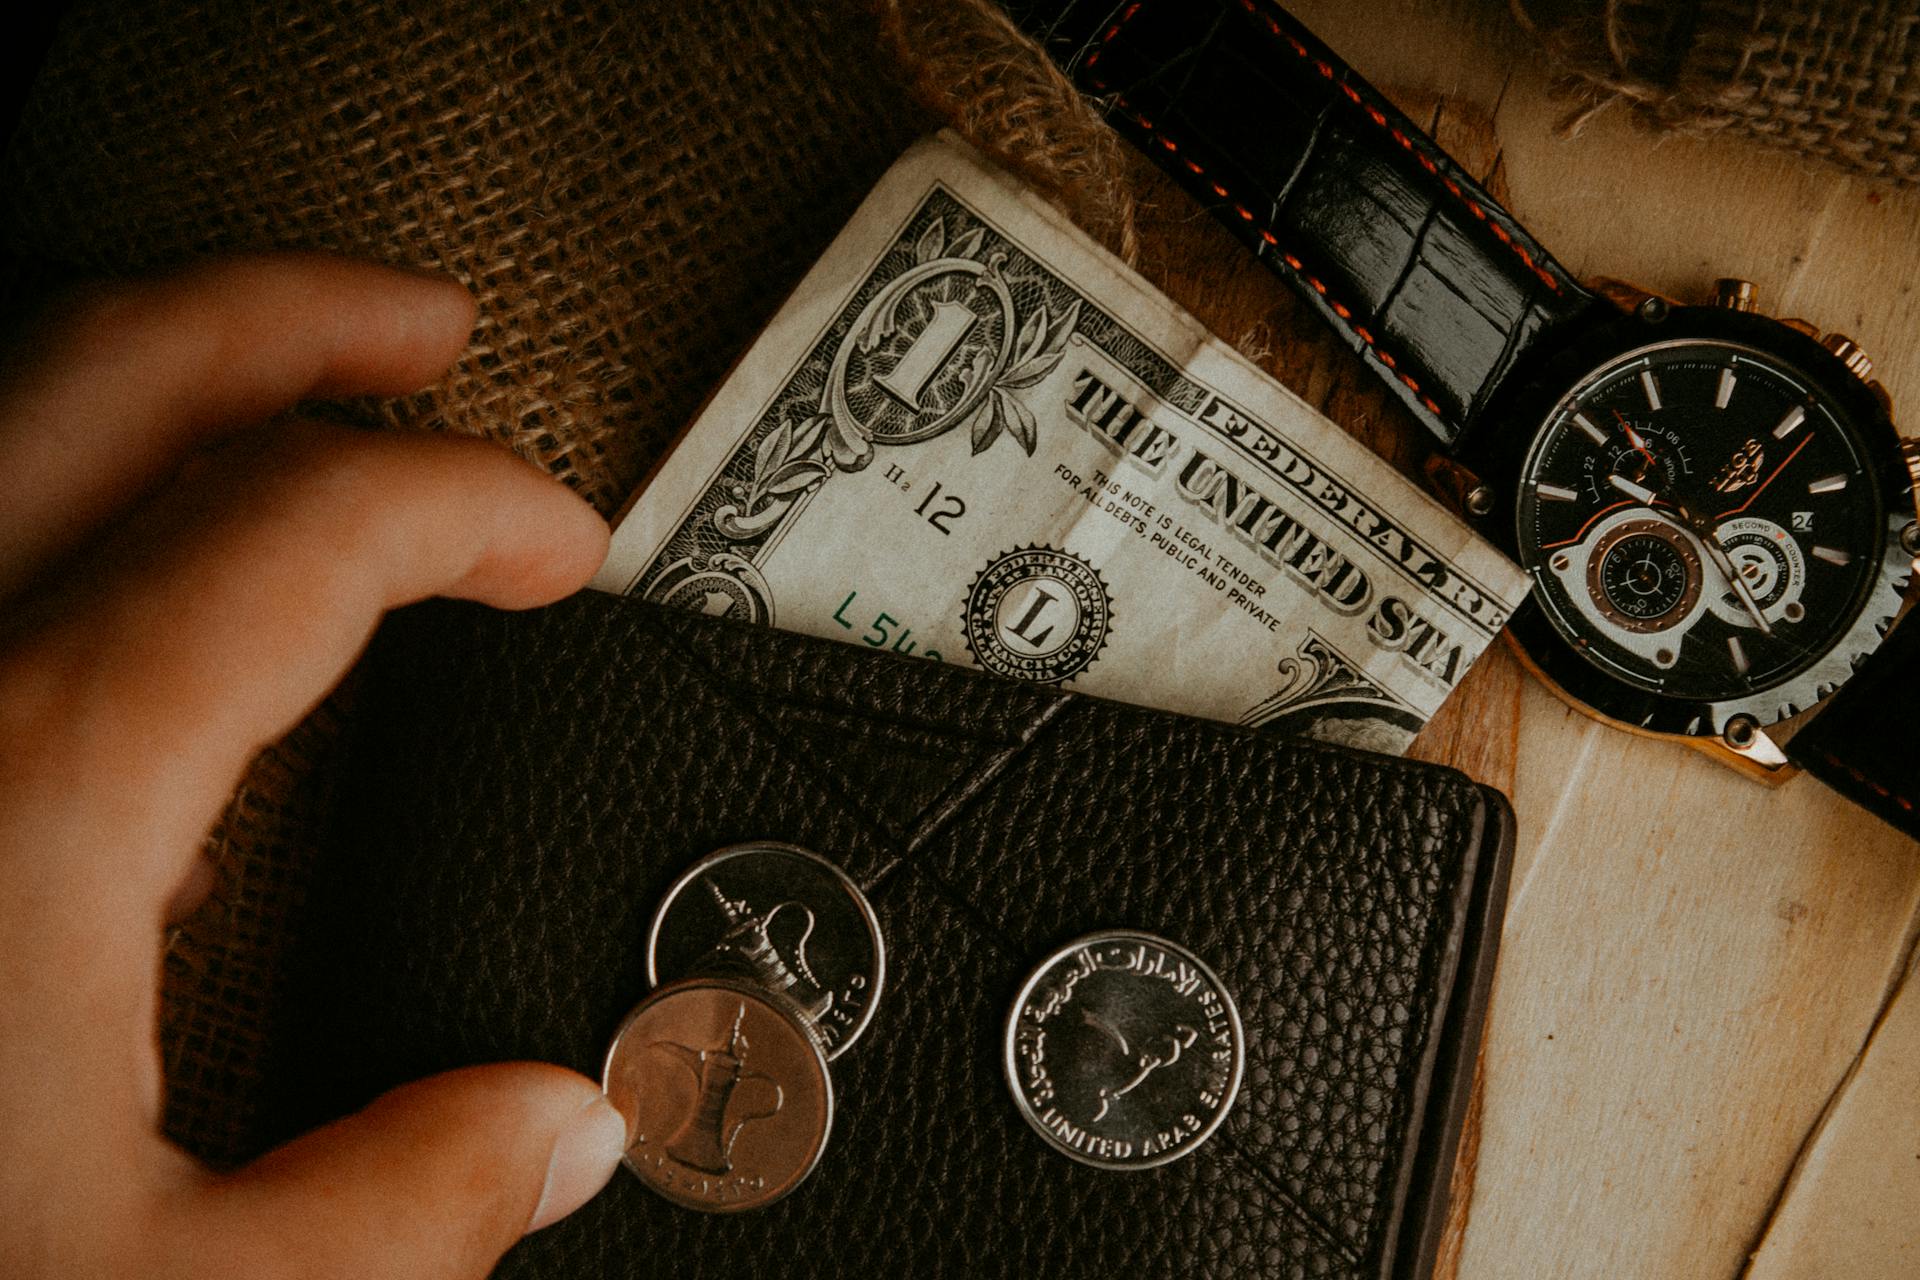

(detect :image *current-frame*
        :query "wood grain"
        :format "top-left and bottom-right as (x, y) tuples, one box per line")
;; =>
(1747, 943), (1920, 1278)
(1126, 2), (1920, 1276)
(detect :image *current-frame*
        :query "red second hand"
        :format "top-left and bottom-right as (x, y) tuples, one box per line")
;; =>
(1613, 409), (1657, 471)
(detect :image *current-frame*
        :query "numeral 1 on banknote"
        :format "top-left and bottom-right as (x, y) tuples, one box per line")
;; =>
(596, 134), (1527, 754)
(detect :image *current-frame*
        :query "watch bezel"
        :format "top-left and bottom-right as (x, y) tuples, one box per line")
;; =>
(1461, 303), (1913, 738)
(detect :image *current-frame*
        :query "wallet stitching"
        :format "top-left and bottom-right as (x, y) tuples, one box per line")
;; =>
(861, 698), (1076, 904)
(1364, 793), (1477, 1272)
(1215, 1127), (1366, 1265)
(652, 628), (917, 846)
(643, 620), (1386, 1246)
(648, 613), (1047, 851)
(657, 622), (1040, 751)
(887, 694), (1077, 871)
(650, 607), (1463, 1264)
(875, 702), (1383, 1265)
(897, 849), (1367, 1265)
(655, 590), (1462, 799)
(864, 691), (1074, 898)
(741, 698), (1024, 756)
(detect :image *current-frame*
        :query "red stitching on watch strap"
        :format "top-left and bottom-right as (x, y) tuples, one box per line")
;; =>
(1085, 0), (1569, 298)
(1080, 0), (1143, 72)
(1230, 0), (1568, 296)
(1820, 751), (1918, 813)
(1102, 93), (1446, 417)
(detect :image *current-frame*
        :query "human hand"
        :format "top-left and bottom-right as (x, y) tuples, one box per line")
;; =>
(0, 255), (624, 1277)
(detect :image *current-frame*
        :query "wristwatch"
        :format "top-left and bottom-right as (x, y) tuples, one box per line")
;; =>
(996, 0), (1920, 837)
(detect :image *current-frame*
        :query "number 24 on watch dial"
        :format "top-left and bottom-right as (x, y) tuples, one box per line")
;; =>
(1513, 333), (1901, 734)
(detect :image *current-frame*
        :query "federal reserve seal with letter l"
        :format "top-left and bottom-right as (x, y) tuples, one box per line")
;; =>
(602, 977), (833, 1212)
(962, 545), (1113, 685)
(1004, 931), (1243, 1171)
(647, 842), (885, 1059)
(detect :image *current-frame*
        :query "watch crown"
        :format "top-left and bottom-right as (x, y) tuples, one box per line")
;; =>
(1823, 332), (1875, 381)
(1713, 278), (1758, 312)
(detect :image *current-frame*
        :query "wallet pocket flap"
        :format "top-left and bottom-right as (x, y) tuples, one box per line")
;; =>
(274, 594), (1509, 1280)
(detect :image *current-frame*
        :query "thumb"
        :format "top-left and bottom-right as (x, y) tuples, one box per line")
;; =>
(188, 1063), (627, 1279)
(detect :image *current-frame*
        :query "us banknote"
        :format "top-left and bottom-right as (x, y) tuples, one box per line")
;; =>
(592, 132), (1528, 754)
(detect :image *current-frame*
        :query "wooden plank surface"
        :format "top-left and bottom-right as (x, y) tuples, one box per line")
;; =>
(1128, 2), (1920, 1276)
(1748, 943), (1920, 1278)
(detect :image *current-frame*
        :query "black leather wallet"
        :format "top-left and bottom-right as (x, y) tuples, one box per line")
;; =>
(266, 590), (1514, 1280)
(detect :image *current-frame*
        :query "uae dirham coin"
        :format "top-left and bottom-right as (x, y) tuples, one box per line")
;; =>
(1004, 930), (1244, 1170)
(648, 842), (884, 1058)
(601, 977), (832, 1212)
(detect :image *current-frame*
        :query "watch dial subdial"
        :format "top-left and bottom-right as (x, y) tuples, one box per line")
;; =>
(1703, 516), (1806, 629)
(1544, 509), (1712, 672)
(1586, 413), (1692, 505)
(1588, 520), (1703, 633)
(1516, 337), (1887, 708)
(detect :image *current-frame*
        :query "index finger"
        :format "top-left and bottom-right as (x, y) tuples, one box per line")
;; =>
(0, 253), (478, 602)
(0, 423), (607, 1140)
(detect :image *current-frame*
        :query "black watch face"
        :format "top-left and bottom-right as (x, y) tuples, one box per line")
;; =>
(1513, 335), (1897, 726)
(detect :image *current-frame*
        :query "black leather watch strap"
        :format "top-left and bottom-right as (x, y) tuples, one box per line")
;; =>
(1788, 608), (1920, 840)
(1000, 0), (1601, 448)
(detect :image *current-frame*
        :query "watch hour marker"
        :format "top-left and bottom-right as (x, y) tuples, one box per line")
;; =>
(1572, 411), (1608, 446)
(1806, 473), (1849, 494)
(1812, 545), (1852, 566)
(1773, 405), (1806, 439)
(1715, 367), (1737, 409)
(1640, 369), (1663, 410)
(1537, 482), (1579, 502)
(1727, 635), (1751, 676)
(1607, 473), (1657, 503)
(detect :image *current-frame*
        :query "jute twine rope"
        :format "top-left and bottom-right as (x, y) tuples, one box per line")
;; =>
(2, 0), (1132, 1164)
(1514, 0), (1920, 185)
(11, 0), (1915, 1167)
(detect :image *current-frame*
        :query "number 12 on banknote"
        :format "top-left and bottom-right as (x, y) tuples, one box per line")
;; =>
(594, 132), (1528, 755)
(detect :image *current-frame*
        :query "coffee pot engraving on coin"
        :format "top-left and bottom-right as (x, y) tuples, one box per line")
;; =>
(602, 978), (833, 1212)
(656, 1002), (783, 1174)
(697, 876), (834, 1025)
(648, 842), (885, 1058)
(1005, 931), (1244, 1170)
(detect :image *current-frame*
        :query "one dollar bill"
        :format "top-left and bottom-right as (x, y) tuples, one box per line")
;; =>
(593, 132), (1528, 754)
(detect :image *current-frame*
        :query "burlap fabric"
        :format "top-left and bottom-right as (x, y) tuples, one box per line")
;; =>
(1514, 0), (1920, 185)
(13, 0), (1904, 1178)
(1, 0), (1136, 1165)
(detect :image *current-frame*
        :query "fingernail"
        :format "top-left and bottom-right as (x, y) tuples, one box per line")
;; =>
(528, 1095), (627, 1233)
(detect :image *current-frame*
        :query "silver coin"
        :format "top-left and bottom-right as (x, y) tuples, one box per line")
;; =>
(601, 977), (833, 1212)
(647, 842), (884, 1059)
(1003, 930), (1244, 1170)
